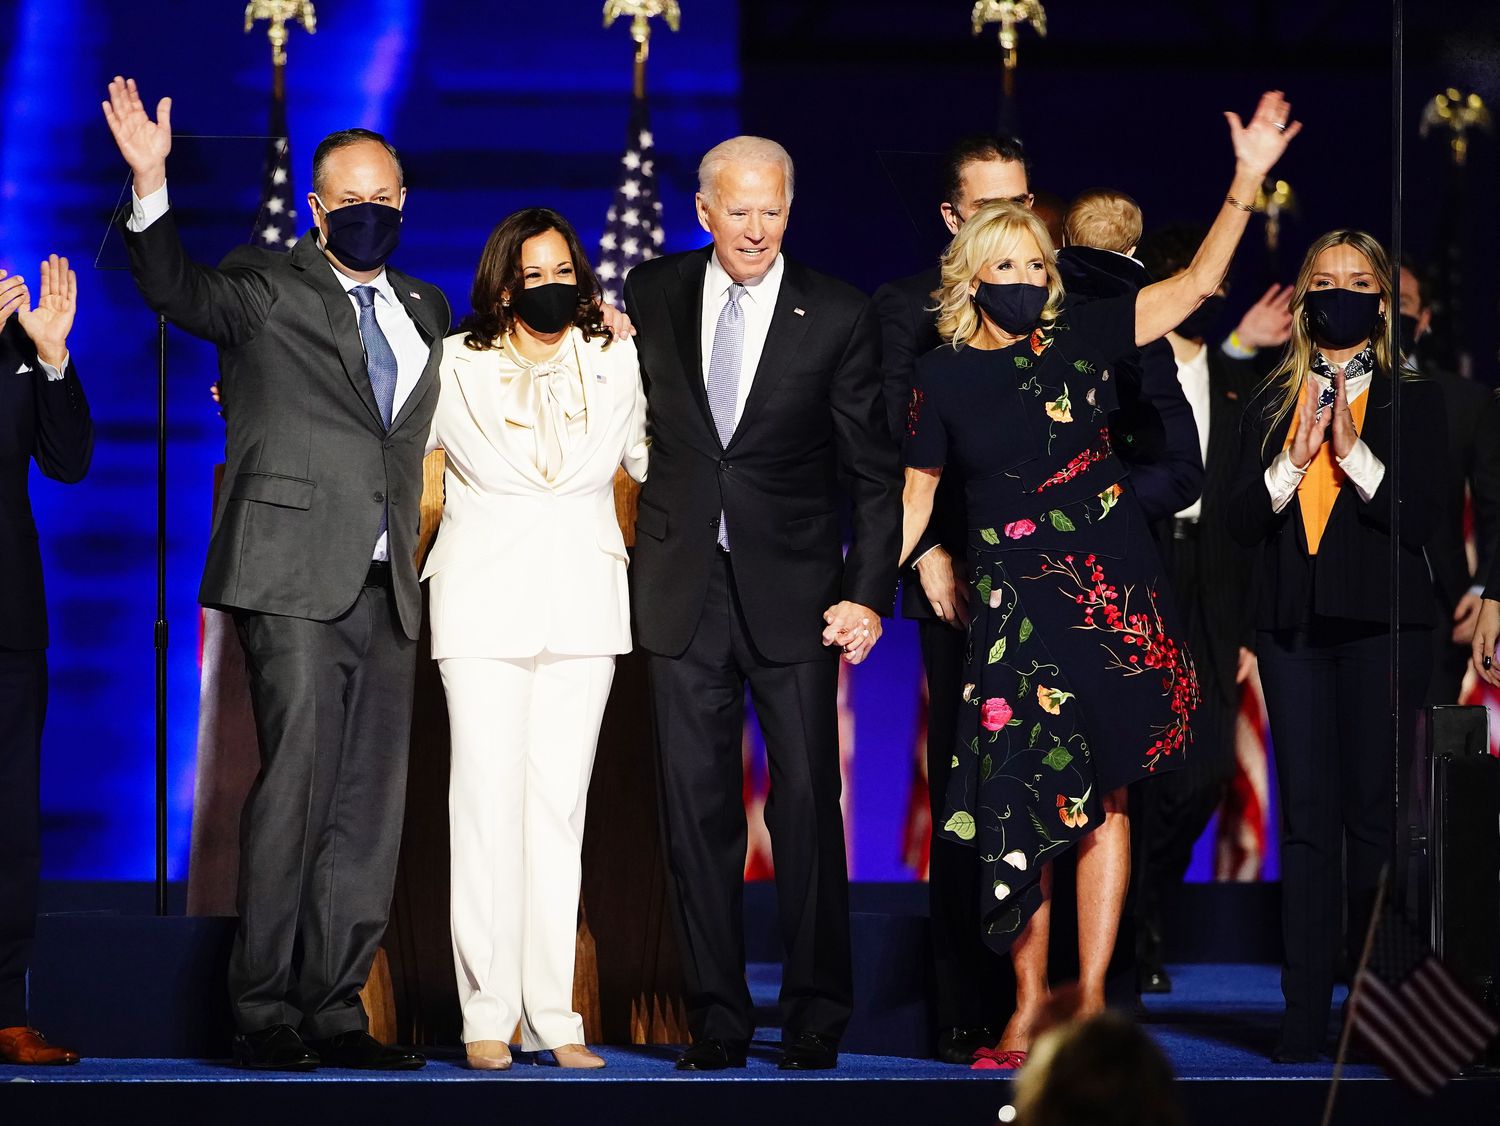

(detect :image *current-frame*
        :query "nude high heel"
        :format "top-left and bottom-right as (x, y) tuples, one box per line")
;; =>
(465, 1040), (513, 1070)
(547, 1043), (606, 1069)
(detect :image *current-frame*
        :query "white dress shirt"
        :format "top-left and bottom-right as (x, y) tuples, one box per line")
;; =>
(699, 249), (784, 431)
(1263, 359), (1385, 513)
(129, 182), (430, 561)
(1173, 341), (1212, 521)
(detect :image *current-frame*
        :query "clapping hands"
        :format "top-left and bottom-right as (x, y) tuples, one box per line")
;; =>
(15, 255), (77, 366)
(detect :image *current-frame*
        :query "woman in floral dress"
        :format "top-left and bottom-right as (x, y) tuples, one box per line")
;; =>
(900, 91), (1299, 1067)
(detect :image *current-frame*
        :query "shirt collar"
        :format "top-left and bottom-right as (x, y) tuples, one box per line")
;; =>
(705, 248), (784, 307)
(326, 255), (395, 303)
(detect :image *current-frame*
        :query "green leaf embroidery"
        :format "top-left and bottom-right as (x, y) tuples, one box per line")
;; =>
(951, 755), (959, 768)
(1028, 722), (1042, 748)
(987, 636), (1007, 664)
(1048, 509), (1077, 532)
(1014, 356), (1033, 369)
(980, 754), (993, 781)
(1041, 743), (1074, 771)
(980, 528), (1000, 546)
(1072, 359), (1096, 375)
(1006, 716), (1022, 727)
(975, 575), (994, 601)
(969, 737), (980, 752)
(1019, 617), (1033, 643)
(944, 811), (976, 841)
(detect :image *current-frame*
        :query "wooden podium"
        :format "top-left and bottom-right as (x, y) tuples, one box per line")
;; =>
(189, 454), (686, 1045)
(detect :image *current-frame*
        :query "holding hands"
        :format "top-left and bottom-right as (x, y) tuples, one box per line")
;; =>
(101, 76), (172, 197)
(822, 601), (882, 665)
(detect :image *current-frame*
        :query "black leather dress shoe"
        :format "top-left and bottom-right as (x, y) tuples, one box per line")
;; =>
(675, 1038), (748, 1071)
(937, 1027), (993, 1065)
(778, 1032), (838, 1071)
(307, 1030), (425, 1071)
(232, 1024), (320, 1071)
(1139, 967), (1173, 994)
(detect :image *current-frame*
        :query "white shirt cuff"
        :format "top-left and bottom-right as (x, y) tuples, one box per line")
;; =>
(128, 182), (170, 232)
(1264, 449), (1307, 513)
(38, 353), (68, 382)
(1336, 439), (1386, 503)
(1468, 584), (1485, 599)
(1221, 333), (1257, 361)
(910, 543), (942, 569)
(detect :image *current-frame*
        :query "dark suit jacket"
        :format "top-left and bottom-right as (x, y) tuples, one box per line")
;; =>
(1227, 372), (1445, 630)
(1056, 246), (1203, 522)
(1421, 365), (1500, 614)
(0, 320), (92, 651)
(872, 265), (966, 621)
(624, 248), (901, 663)
(1159, 348), (1259, 701)
(123, 214), (449, 640)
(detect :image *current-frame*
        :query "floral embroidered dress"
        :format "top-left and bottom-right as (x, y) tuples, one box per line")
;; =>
(904, 293), (1198, 953)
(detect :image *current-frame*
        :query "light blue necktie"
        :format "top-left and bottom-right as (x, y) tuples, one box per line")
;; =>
(353, 285), (398, 536)
(706, 282), (745, 550)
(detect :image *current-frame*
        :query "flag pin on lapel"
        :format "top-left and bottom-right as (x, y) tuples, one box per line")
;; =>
(409, 291), (421, 300)
(794, 307), (806, 317)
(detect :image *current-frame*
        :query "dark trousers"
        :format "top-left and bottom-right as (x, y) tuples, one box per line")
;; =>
(0, 649), (45, 1029)
(230, 575), (416, 1038)
(1136, 532), (1240, 973)
(1257, 620), (1430, 1053)
(918, 616), (1008, 1030)
(1424, 589), (1469, 708)
(649, 552), (852, 1045)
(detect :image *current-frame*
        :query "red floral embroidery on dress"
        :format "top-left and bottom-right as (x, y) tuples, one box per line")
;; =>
(1035, 428), (1113, 493)
(1030, 553), (1199, 773)
(906, 387), (925, 437)
(1029, 325), (1055, 357)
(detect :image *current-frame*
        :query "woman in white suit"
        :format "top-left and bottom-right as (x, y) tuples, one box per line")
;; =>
(423, 208), (647, 1071)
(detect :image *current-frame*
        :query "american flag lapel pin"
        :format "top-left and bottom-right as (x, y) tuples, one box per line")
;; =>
(409, 291), (421, 300)
(793, 307), (806, 317)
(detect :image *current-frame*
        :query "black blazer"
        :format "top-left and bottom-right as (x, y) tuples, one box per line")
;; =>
(123, 214), (449, 640)
(1422, 365), (1500, 614)
(624, 248), (901, 663)
(872, 265), (965, 621)
(0, 319), (92, 650)
(1056, 246), (1203, 522)
(1227, 371), (1445, 630)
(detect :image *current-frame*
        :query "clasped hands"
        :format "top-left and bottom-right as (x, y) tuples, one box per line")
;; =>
(822, 600), (881, 665)
(1288, 369), (1358, 469)
(0, 255), (78, 366)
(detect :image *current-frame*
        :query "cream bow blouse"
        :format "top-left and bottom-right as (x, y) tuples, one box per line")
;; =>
(498, 331), (590, 481)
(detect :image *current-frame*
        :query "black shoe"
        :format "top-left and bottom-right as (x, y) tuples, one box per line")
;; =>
(1270, 1042), (1321, 1064)
(675, 1038), (748, 1071)
(937, 1027), (993, 1065)
(232, 1024), (320, 1071)
(1138, 967), (1173, 994)
(778, 1031), (838, 1071)
(307, 1030), (425, 1071)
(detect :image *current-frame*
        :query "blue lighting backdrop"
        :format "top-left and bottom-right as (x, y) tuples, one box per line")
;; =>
(0, 0), (743, 880)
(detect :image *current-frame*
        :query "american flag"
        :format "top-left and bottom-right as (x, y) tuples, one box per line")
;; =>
(596, 94), (665, 307)
(1349, 902), (1499, 1095)
(251, 93), (298, 252)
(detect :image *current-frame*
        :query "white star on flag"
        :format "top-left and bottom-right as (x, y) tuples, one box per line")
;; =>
(596, 95), (668, 307)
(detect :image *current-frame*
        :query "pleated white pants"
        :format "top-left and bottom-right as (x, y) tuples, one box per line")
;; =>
(440, 652), (615, 1049)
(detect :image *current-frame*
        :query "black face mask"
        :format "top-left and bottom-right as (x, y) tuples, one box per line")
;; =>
(973, 281), (1049, 336)
(1174, 294), (1225, 342)
(1398, 313), (1421, 357)
(1304, 288), (1382, 350)
(511, 282), (578, 334)
(318, 198), (403, 272)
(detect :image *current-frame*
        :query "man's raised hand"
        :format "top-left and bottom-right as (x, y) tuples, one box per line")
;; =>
(16, 255), (77, 367)
(102, 76), (172, 197)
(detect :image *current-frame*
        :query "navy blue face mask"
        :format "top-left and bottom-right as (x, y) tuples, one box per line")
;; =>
(1304, 287), (1382, 351)
(316, 196), (403, 272)
(973, 280), (1049, 336)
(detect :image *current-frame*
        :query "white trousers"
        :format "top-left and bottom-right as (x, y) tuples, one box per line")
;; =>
(440, 651), (615, 1049)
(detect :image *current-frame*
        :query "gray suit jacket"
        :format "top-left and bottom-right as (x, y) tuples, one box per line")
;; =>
(123, 214), (449, 639)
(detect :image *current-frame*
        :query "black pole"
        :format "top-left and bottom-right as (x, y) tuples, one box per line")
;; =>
(1389, 0), (1404, 911)
(156, 312), (169, 916)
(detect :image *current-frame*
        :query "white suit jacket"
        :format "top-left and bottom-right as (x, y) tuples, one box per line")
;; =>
(422, 328), (648, 659)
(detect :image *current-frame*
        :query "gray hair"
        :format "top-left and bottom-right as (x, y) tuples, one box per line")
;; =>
(697, 136), (796, 204)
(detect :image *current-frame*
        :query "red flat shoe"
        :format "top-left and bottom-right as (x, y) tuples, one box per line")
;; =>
(971, 1047), (1027, 1070)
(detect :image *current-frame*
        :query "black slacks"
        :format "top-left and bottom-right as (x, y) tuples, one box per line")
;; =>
(0, 649), (45, 1029)
(649, 552), (852, 1044)
(1257, 620), (1429, 1054)
(230, 574), (416, 1037)
(917, 616), (1009, 1030)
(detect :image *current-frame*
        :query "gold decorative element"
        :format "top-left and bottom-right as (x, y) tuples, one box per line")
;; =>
(1420, 88), (1492, 167)
(1253, 179), (1298, 253)
(245, 1), (317, 69)
(971, 1), (1047, 71)
(603, 1), (681, 98)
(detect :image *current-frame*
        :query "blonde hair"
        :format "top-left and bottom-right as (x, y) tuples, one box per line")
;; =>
(933, 199), (1065, 347)
(698, 136), (796, 204)
(1261, 230), (1399, 447)
(1063, 188), (1143, 256)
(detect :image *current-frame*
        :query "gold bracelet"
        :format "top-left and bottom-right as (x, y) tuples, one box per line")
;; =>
(1225, 194), (1255, 213)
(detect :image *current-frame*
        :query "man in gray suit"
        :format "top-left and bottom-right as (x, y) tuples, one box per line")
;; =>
(103, 77), (446, 1071)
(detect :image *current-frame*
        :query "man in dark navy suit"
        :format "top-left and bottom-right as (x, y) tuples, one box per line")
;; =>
(0, 255), (91, 1067)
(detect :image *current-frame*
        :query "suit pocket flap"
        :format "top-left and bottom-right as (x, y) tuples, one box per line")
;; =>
(634, 498), (668, 541)
(230, 472), (315, 510)
(786, 510), (838, 550)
